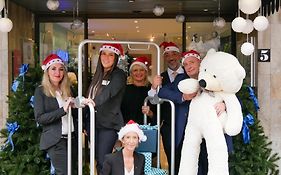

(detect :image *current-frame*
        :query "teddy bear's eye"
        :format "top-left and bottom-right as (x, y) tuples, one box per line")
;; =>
(213, 75), (217, 78)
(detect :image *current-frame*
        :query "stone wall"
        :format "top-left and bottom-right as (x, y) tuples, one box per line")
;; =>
(258, 10), (281, 170)
(0, 33), (9, 142)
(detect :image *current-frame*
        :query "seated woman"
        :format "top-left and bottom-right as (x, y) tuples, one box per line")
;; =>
(101, 120), (147, 175)
(121, 56), (155, 125)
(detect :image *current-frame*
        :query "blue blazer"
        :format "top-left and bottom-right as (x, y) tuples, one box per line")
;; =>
(158, 73), (190, 147)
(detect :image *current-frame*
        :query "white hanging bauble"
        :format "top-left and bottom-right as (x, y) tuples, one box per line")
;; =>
(242, 19), (254, 34)
(231, 17), (247, 33)
(241, 42), (254, 56)
(153, 5), (164, 16)
(0, 0), (5, 12)
(213, 17), (226, 29)
(238, 0), (261, 15)
(0, 17), (13, 32)
(176, 15), (185, 23)
(46, 0), (60, 11)
(253, 16), (269, 31)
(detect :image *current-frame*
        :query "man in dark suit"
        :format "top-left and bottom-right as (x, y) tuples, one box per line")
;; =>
(148, 42), (187, 175)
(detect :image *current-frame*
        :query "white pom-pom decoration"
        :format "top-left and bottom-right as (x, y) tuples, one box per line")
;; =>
(231, 17), (247, 33)
(242, 19), (254, 34)
(253, 16), (269, 31)
(153, 5), (164, 16)
(0, 17), (13, 32)
(176, 15), (185, 23)
(239, 0), (261, 15)
(241, 42), (255, 56)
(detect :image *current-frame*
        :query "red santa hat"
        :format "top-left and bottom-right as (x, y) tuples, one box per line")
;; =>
(160, 42), (180, 54)
(118, 120), (147, 142)
(99, 43), (124, 56)
(41, 54), (65, 71)
(181, 50), (201, 65)
(129, 56), (149, 72)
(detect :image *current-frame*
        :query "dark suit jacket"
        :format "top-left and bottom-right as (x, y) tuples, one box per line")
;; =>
(85, 68), (126, 132)
(34, 86), (67, 150)
(158, 73), (190, 147)
(101, 150), (145, 175)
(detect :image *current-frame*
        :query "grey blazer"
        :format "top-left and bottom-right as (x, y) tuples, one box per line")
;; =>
(34, 86), (66, 150)
(101, 150), (145, 175)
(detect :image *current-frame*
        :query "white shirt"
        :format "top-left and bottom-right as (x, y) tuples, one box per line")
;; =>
(124, 167), (134, 175)
(55, 91), (74, 135)
(148, 66), (184, 97)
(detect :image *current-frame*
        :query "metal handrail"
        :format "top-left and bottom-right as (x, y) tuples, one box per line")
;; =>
(77, 40), (161, 175)
(67, 107), (72, 175)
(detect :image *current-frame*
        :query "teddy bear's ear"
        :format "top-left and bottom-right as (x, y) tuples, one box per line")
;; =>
(205, 48), (216, 58)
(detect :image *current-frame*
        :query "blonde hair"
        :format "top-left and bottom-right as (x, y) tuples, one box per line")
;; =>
(41, 68), (72, 99)
(128, 64), (150, 86)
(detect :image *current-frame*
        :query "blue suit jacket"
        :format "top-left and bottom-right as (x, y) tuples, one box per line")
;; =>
(158, 73), (190, 147)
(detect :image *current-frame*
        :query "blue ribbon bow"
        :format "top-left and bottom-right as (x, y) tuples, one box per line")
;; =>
(242, 114), (254, 144)
(5, 122), (20, 151)
(139, 125), (158, 130)
(46, 154), (56, 175)
(19, 64), (29, 77)
(29, 96), (34, 108)
(247, 86), (260, 111)
(11, 80), (19, 92)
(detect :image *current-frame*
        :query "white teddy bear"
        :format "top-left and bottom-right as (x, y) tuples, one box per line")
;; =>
(178, 49), (246, 175)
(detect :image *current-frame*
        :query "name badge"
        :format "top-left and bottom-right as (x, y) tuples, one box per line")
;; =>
(102, 80), (110, 86)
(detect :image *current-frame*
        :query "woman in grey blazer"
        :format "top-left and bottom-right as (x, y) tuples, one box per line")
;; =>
(34, 54), (76, 175)
(83, 43), (127, 174)
(101, 120), (147, 175)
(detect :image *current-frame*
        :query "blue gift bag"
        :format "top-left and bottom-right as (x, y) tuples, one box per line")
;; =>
(136, 125), (158, 153)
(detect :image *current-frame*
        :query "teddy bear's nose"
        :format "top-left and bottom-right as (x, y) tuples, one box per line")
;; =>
(199, 79), (206, 88)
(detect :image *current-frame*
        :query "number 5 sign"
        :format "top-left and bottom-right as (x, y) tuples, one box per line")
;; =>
(258, 49), (270, 62)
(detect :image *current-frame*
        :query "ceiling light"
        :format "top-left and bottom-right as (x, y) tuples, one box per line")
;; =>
(134, 20), (138, 23)
(204, 9), (208, 12)
(137, 30), (140, 33)
(136, 26), (139, 29)
(46, 0), (60, 11)
(128, 0), (135, 2)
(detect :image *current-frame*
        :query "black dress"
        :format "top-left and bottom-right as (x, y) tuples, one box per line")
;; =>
(121, 84), (156, 125)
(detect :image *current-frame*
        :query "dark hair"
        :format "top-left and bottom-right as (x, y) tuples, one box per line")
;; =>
(87, 52), (119, 97)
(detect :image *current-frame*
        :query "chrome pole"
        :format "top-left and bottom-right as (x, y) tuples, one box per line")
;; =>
(67, 107), (72, 175)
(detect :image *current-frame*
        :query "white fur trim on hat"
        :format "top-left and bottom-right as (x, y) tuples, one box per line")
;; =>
(42, 58), (64, 71)
(118, 123), (147, 142)
(163, 46), (180, 54)
(129, 61), (148, 72)
(99, 45), (121, 55)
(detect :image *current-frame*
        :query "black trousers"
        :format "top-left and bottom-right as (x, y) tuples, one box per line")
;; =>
(95, 128), (118, 175)
(47, 137), (78, 175)
(161, 123), (208, 175)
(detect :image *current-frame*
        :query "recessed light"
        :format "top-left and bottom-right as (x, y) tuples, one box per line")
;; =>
(134, 20), (138, 23)
(61, 10), (66, 13)
(204, 9), (208, 12)
(136, 26), (139, 29)
(137, 30), (140, 33)
(129, 0), (135, 2)
(91, 30), (95, 33)
(106, 33), (109, 37)
(187, 26), (191, 29)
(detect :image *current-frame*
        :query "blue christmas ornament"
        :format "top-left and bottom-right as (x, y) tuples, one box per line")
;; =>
(19, 64), (29, 77)
(247, 86), (260, 111)
(242, 113), (254, 144)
